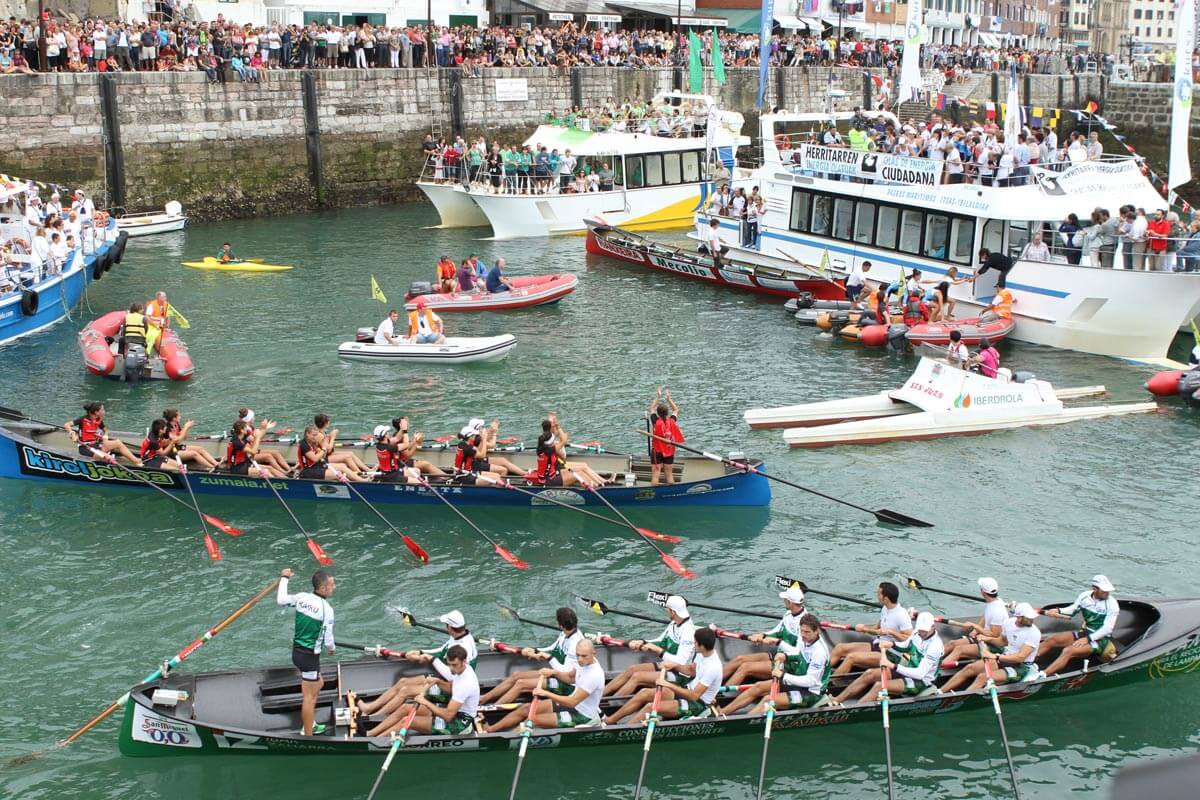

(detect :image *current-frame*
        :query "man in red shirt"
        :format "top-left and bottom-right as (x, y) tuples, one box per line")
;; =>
(1145, 209), (1172, 272)
(648, 387), (683, 486)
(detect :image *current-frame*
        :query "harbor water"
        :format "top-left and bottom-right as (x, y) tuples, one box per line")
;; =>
(1, 204), (1197, 799)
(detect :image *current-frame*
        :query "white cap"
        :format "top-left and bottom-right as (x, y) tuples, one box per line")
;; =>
(1013, 602), (1038, 620)
(459, 418), (485, 438)
(439, 610), (466, 628)
(778, 586), (806, 606)
(665, 595), (689, 617)
(373, 424), (389, 437)
(978, 577), (999, 595)
(915, 612), (936, 632)
(240, 409), (254, 424)
(1091, 574), (1115, 592)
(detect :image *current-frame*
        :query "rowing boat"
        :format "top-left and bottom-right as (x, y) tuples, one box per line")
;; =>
(116, 596), (1200, 757)
(181, 258), (293, 273)
(0, 419), (770, 507)
(337, 334), (517, 364)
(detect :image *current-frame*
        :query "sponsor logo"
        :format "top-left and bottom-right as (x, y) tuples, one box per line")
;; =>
(20, 446), (174, 485)
(684, 483), (712, 495)
(1177, 76), (1194, 108)
(505, 734), (559, 750)
(131, 705), (202, 748)
(953, 392), (972, 409)
(969, 392), (1025, 407)
(903, 381), (945, 400)
(595, 238), (645, 262)
(771, 710), (853, 729)
(1148, 639), (1200, 679)
(197, 476), (288, 490)
(410, 737), (482, 750)
(531, 488), (585, 506)
(1050, 671), (1096, 693)
(314, 483), (350, 499)
(649, 255), (713, 279)
(214, 734), (268, 750)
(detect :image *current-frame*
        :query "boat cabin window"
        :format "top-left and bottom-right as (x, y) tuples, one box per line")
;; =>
(949, 218), (975, 264)
(811, 196), (833, 236)
(924, 214), (949, 260)
(644, 154), (664, 187)
(613, 157), (625, 187)
(898, 209), (923, 255)
(833, 199), (854, 241)
(681, 151), (701, 182)
(789, 190), (811, 233)
(663, 152), (682, 185)
(875, 206), (899, 250)
(853, 202), (876, 244)
(1007, 221), (1030, 259)
(981, 218), (1004, 254)
(627, 156), (644, 189)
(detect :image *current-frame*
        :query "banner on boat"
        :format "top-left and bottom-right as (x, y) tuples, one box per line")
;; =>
(131, 705), (202, 749)
(889, 357), (1052, 413)
(1031, 160), (1163, 203)
(794, 145), (943, 187)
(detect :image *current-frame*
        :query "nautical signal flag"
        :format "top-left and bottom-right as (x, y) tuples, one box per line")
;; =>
(1085, 99), (1099, 114)
(370, 275), (387, 303)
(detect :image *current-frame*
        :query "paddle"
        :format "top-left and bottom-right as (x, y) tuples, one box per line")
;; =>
(576, 595), (663, 625)
(180, 465), (221, 561)
(637, 430), (934, 528)
(980, 645), (1023, 800)
(646, 590), (778, 621)
(335, 640), (406, 659)
(632, 667), (667, 800)
(8, 578), (279, 766)
(755, 672), (782, 800)
(366, 703), (419, 800)
(417, 477), (528, 569)
(477, 475), (682, 544)
(507, 675), (544, 800)
(774, 575), (883, 609)
(339, 477), (430, 564)
(496, 603), (559, 632)
(774, 247), (841, 285)
(904, 576), (984, 603)
(263, 474), (333, 565)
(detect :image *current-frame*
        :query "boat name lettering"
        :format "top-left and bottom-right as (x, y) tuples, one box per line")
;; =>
(131, 704), (202, 748)
(970, 392), (1024, 406)
(649, 255), (712, 279)
(410, 737), (482, 750)
(0, 310), (13, 321)
(20, 446), (173, 485)
(879, 165), (937, 187)
(881, 187), (989, 213)
(1148, 640), (1200, 677)
(531, 489), (585, 506)
(596, 238), (644, 262)
(197, 476), (289, 490)
(903, 381), (944, 400)
(770, 710), (852, 729)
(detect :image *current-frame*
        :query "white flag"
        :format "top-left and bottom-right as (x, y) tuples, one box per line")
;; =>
(1169, 0), (1196, 189)
(897, 0), (924, 103)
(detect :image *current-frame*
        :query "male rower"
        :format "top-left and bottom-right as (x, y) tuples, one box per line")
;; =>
(940, 602), (1042, 692)
(383, 644), (480, 737)
(479, 607), (583, 705)
(616, 627), (724, 724)
(487, 638), (606, 731)
(942, 577), (1009, 664)
(833, 612), (943, 704)
(602, 595), (696, 701)
(829, 582), (913, 676)
(277, 567), (336, 736)
(722, 613), (832, 714)
(1038, 575), (1120, 676)
(722, 585), (806, 685)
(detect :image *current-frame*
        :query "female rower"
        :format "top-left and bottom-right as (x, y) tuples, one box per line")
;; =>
(461, 419), (525, 478)
(225, 419), (285, 478)
(297, 425), (366, 482)
(313, 413), (370, 475)
(535, 414), (609, 487)
(162, 408), (219, 471)
(65, 401), (142, 465)
(139, 418), (181, 471)
(236, 409), (292, 475)
(391, 417), (447, 478)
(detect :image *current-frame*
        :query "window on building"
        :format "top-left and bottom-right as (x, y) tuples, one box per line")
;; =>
(853, 202), (877, 244)
(1158, 26), (1163, 36)
(789, 189), (810, 232)
(876, 205), (899, 250)
(1133, 8), (1141, 18)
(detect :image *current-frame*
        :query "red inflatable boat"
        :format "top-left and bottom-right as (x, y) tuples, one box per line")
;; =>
(79, 310), (194, 382)
(1146, 367), (1200, 407)
(854, 315), (1016, 348)
(404, 274), (577, 312)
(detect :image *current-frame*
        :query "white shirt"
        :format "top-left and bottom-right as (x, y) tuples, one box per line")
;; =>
(572, 660), (606, 721)
(892, 632), (944, 684)
(432, 659), (480, 717)
(374, 316), (396, 345)
(846, 264), (866, 288)
(412, 309), (440, 335)
(1128, 214), (1148, 243)
(1061, 590), (1120, 644)
(946, 341), (969, 368)
(875, 603), (913, 644)
(782, 636), (830, 694)
(1001, 618), (1041, 664)
(1020, 241), (1050, 262)
(544, 629), (583, 673)
(688, 651), (723, 704)
(983, 597), (1009, 631)
(707, 227), (723, 256)
(658, 618), (696, 668)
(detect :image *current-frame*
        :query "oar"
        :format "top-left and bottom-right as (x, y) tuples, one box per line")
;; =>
(263, 474), (333, 565)
(981, 645), (1023, 799)
(632, 667), (667, 800)
(7, 578), (279, 767)
(755, 672), (782, 800)
(507, 675), (545, 800)
(774, 574), (882, 609)
(180, 465), (221, 561)
(477, 474), (682, 544)
(335, 640), (406, 659)
(366, 703), (418, 800)
(646, 590), (778, 621)
(637, 430), (934, 528)
(390, 606), (451, 636)
(576, 595), (663, 625)
(417, 477), (528, 570)
(339, 477), (430, 564)
(774, 247), (840, 285)
(904, 575), (984, 603)
(496, 603), (559, 632)
(880, 665), (897, 800)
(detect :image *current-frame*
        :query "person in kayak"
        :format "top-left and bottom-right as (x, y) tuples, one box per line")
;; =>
(277, 566), (336, 736)
(942, 577), (1010, 665)
(138, 418), (181, 470)
(722, 613), (832, 714)
(216, 242), (238, 263)
(830, 611), (944, 705)
(649, 387), (682, 486)
(407, 296), (446, 344)
(313, 414), (371, 477)
(66, 401), (142, 465)
(721, 585), (807, 686)
(487, 638), (606, 731)
(235, 409), (292, 476)
(436, 254), (456, 294)
(485, 257), (515, 294)
(297, 424), (367, 482)
(939, 602), (1043, 691)
(1038, 575), (1120, 676)
(945, 330), (970, 369)
(374, 309), (402, 346)
(618, 626), (725, 723)
(602, 595), (696, 711)
(969, 338), (1001, 378)
(533, 414), (609, 488)
(478, 606), (583, 705)
(390, 644), (480, 736)
(162, 409), (220, 471)
(828, 582), (913, 678)
(225, 418), (287, 478)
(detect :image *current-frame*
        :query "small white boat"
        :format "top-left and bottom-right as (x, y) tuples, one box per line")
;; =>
(337, 333), (516, 364)
(744, 357), (1155, 447)
(116, 201), (186, 237)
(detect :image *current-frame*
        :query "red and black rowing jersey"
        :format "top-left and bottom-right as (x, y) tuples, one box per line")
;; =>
(73, 415), (106, 446)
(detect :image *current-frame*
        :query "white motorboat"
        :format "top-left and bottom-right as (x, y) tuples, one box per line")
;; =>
(116, 201), (186, 237)
(743, 357), (1155, 447)
(337, 334), (516, 364)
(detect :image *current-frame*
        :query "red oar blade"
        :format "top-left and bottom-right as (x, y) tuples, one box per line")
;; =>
(638, 527), (682, 545)
(204, 533), (223, 561)
(402, 535), (431, 564)
(493, 544), (529, 570)
(203, 513), (243, 537)
(306, 537), (334, 566)
(434, 435), (455, 443)
(660, 554), (695, 580)
(497, 436), (520, 444)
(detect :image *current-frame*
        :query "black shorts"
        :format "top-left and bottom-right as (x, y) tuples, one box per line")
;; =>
(292, 647), (321, 681)
(228, 459), (252, 475)
(845, 283), (863, 301)
(650, 451), (674, 465)
(376, 469), (404, 483)
(474, 458), (491, 472)
(143, 455), (165, 469)
(78, 444), (97, 457)
(542, 473), (564, 487)
(451, 472), (478, 485)
(300, 465), (326, 480)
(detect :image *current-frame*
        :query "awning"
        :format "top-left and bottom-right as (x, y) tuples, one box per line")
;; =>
(705, 7), (762, 32)
(504, 0), (612, 14)
(604, 1), (681, 18)
(774, 13), (820, 30)
(978, 32), (1001, 46)
(837, 19), (872, 33)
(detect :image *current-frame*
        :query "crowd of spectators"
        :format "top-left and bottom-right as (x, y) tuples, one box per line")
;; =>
(0, 186), (105, 292)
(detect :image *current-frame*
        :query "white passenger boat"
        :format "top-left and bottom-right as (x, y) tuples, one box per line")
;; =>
(418, 92), (749, 239)
(116, 201), (186, 237)
(693, 111), (1200, 365)
(745, 357), (1155, 447)
(337, 333), (516, 364)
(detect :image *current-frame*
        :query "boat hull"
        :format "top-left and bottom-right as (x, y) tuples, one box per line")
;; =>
(415, 181), (491, 228)
(405, 275), (577, 312)
(117, 214), (186, 237)
(337, 335), (516, 364)
(78, 310), (194, 381)
(182, 259), (292, 273)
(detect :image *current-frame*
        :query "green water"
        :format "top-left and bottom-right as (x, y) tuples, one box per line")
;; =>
(1, 204), (1198, 799)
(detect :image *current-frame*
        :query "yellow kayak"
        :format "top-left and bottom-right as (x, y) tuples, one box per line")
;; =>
(181, 257), (293, 273)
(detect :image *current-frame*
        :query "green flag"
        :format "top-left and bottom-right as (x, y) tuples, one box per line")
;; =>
(711, 28), (726, 85)
(688, 29), (704, 93)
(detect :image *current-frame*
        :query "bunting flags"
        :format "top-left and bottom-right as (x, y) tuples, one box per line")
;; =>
(370, 275), (388, 303)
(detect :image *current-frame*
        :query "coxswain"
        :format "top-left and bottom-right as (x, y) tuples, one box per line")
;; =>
(297, 425), (366, 482)
(119, 301), (148, 358)
(648, 387), (683, 486)
(65, 401), (142, 465)
(224, 418), (285, 478)
(829, 582), (913, 677)
(721, 585), (807, 686)
(486, 638), (606, 732)
(387, 644), (480, 736)
(236, 409), (291, 476)
(617, 627), (725, 724)
(1038, 575), (1119, 676)
(942, 577), (1010, 664)
(144, 291), (170, 355)
(407, 296), (446, 344)
(968, 337), (1001, 379)
(602, 595), (696, 720)
(313, 414), (371, 476)
(940, 602), (1042, 691)
(139, 418), (181, 471)
(216, 242), (238, 263)
(374, 309), (402, 346)
(277, 567), (336, 736)
(945, 330), (970, 369)
(436, 255), (456, 294)
(722, 613), (832, 714)
(162, 409), (220, 470)
(832, 611), (944, 705)
(534, 414), (609, 488)
(479, 607), (583, 705)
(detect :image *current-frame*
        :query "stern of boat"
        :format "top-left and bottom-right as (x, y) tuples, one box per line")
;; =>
(415, 180), (489, 229)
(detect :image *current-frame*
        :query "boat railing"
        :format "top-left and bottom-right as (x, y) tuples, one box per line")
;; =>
(1013, 233), (1200, 273)
(418, 155), (726, 198)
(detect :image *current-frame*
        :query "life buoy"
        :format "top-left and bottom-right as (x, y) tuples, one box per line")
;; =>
(774, 133), (790, 151)
(19, 288), (38, 316)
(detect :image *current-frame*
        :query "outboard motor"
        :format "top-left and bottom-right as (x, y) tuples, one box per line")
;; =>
(124, 344), (147, 385)
(794, 292), (816, 310)
(355, 327), (376, 343)
(406, 281), (434, 300)
(1012, 370), (1036, 384)
(887, 323), (909, 353)
(1179, 370), (1200, 405)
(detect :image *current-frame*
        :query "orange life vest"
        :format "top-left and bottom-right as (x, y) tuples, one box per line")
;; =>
(992, 289), (1014, 319)
(146, 298), (170, 328)
(408, 309), (437, 337)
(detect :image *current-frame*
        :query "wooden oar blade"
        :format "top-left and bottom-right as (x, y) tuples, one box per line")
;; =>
(637, 527), (682, 545)
(494, 544), (529, 570)
(306, 538), (334, 566)
(203, 513), (243, 537)
(874, 508), (934, 528)
(402, 535), (431, 564)
(204, 532), (222, 561)
(660, 554), (696, 580)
